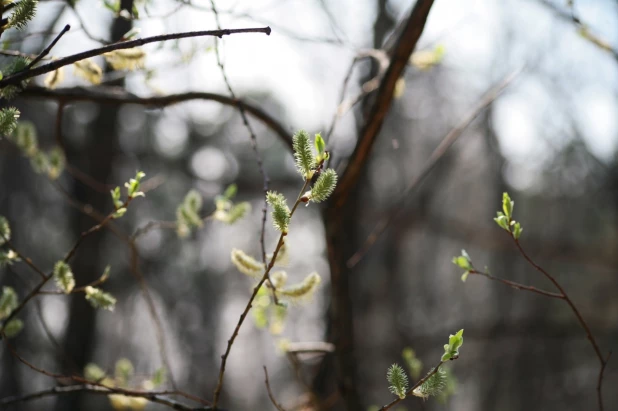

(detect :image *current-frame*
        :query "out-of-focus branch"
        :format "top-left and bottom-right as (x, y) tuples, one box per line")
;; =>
(20, 86), (293, 150)
(541, 0), (618, 61)
(0, 26), (272, 87)
(263, 366), (287, 411)
(347, 69), (521, 268)
(331, 0), (435, 208)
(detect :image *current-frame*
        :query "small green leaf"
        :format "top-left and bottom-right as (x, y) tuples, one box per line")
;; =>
(223, 184), (237, 200)
(502, 192), (514, 219)
(314, 133), (326, 159)
(513, 222), (523, 239)
(441, 329), (464, 361)
(461, 271), (470, 282)
(151, 368), (166, 387)
(113, 207), (127, 219)
(493, 212), (510, 231)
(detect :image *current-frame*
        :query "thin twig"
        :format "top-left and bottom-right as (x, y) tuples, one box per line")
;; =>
(468, 270), (564, 299)
(3, 239), (47, 280)
(0, 198), (131, 335)
(1, 336), (212, 409)
(346, 69), (521, 268)
(512, 237), (608, 411)
(263, 366), (287, 411)
(212, 180), (310, 408)
(209, 0), (271, 274)
(27, 24), (71, 69)
(0, 26), (271, 87)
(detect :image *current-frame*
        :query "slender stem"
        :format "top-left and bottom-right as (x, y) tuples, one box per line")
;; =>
(468, 269), (564, 299)
(0, 26), (271, 87)
(513, 238), (607, 410)
(212, 180), (310, 408)
(27, 24), (71, 69)
(3, 238), (47, 280)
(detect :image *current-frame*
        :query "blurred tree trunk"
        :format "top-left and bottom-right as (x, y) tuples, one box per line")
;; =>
(53, 3), (133, 410)
(318, 2), (396, 410)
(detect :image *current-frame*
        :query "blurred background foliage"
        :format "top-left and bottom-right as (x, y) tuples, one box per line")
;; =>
(0, 0), (617, 410)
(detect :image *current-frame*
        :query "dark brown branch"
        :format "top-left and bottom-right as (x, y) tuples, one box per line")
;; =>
(212, 180), (310, 408)
(263, 366), (287, 411)
(346, 69), (521, 268)
(20, 86), (293, 150)
(468, 270), (564, 299)
(27, 24), (71, 69)
(330, 0), (435, 208)
(0, 26), (271, 87)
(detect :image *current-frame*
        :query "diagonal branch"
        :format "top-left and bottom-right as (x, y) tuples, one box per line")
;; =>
(20, 86), (293, 150)
(0, 26), (271, 87)
(346, 69), (521, 268)
(331, 0), (435, 208)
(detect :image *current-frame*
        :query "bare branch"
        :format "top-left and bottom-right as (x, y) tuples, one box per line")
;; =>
(0, 26), (271, 87)
(27, 24), (71, 69)
(20, 86), (293, 150)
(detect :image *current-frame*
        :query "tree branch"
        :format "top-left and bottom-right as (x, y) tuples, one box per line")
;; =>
(331, 0), (435, 208)
(0, 26), (271, 87)
(27, 24), (71, 69)
(20, 86), (292, 150)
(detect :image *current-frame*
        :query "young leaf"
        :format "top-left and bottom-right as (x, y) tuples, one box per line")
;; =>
(110, 186), (122, 209)
(115, 358), (134, 386)
(502, 192), (514, 219)
(292, 130), (315, 178)
(266, 191), (290, 233)
(222, 184), (237, 200)
(310, 169), (337, 203)
(314, 132), (326, 162)
(493, 212), (510, 232)
(53, 261), (75, 294)
(84, 363), (107, 381)
(441, 329), (464, 361)
(386, 363), (409, 399)
(513, 221), (523, 240)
